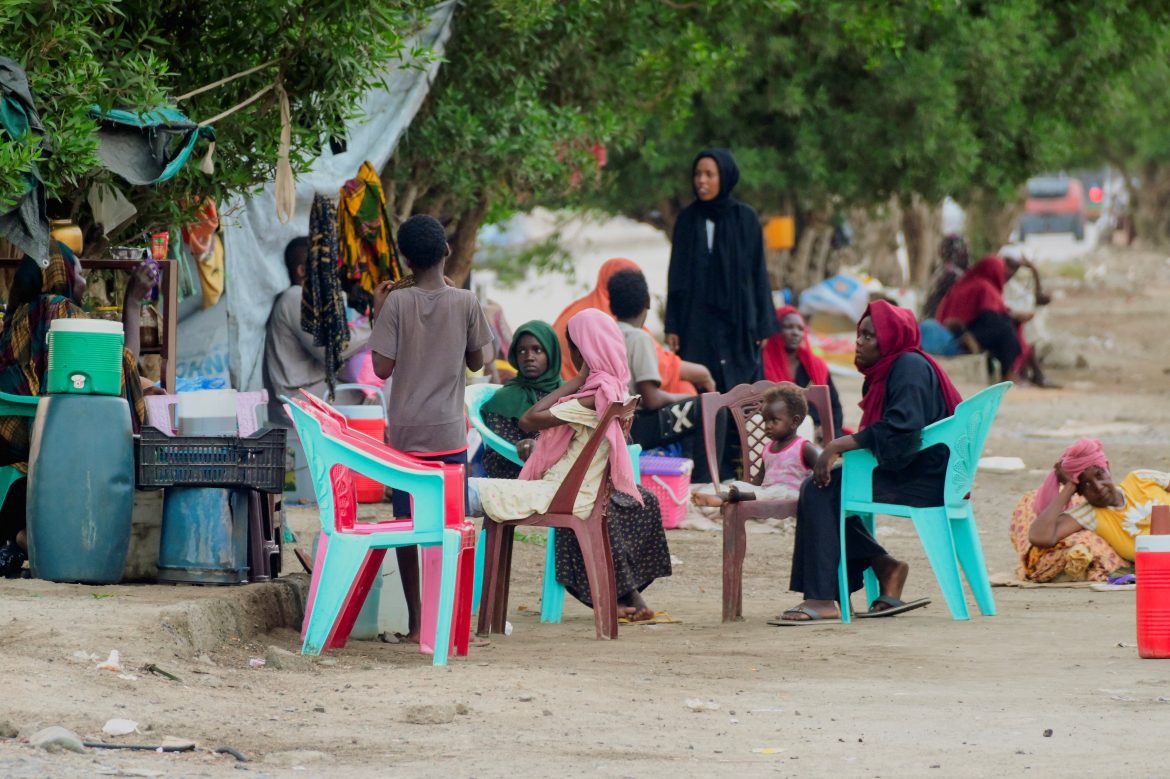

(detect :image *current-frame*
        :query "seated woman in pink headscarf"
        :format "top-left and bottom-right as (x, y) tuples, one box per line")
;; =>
(467, 308), (671, 621)
(1011, 439), (1170, 582)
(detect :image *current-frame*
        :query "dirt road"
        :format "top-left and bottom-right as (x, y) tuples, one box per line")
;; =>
(1, 243), (1168, 777)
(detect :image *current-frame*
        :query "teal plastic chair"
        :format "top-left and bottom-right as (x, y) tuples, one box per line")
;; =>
(836, 381), (1012, 623)
(0, 391), (41, 505)
(465, 383), (641, 623)
(285, 396), (474, 665)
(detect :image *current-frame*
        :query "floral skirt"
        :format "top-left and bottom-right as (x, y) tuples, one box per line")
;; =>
(1009, 490), (1126, 582)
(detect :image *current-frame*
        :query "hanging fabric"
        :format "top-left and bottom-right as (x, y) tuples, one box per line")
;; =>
(338, 160), (402, 296)
(89, 106), (215, 186)
(301, 194), (348, 395)
(0, 57), (50, 265)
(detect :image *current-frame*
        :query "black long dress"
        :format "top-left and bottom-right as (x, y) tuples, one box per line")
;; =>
(665, 150), (777, 391)
(482, 409), (672, 607)
(789, 352), (951, 600)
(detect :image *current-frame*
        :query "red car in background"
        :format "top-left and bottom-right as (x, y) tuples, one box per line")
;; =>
(1017, 175), (1086, 241)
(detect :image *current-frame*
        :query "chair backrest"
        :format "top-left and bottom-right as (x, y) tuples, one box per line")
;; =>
(700, 381), (835, 489)
(284, 396), (464, 535)
(464, 383), (523, 466)
(546, 396), (639, 516)
(920, 381), (1012, 506)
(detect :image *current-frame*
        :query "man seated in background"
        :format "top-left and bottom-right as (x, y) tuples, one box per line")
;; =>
(264, 237), (370, 425)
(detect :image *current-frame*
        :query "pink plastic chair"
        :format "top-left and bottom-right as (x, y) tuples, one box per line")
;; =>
(144, 390), (268, 436)
(288, 393), (475, 663)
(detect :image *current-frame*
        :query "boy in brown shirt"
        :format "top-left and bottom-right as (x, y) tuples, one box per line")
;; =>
(369, 214), (493, 642)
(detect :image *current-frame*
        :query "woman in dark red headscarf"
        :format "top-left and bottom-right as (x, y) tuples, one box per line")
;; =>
(762, 305), (843, 435)
(774, 300), (962, 625)
(935, 256), (1023, 380)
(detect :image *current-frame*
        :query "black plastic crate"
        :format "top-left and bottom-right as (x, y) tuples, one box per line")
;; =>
(136, 426), (286, 493)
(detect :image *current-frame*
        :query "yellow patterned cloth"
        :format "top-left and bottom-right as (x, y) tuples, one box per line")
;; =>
(1065, 470), (1170, 561)
(1010, 490), (1125, 582)
(338, 161), (402, 295)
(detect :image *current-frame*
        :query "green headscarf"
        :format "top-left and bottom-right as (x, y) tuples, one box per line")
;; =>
(481, 320), (562, 420)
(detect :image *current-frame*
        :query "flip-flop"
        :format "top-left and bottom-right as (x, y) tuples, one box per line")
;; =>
(855, 595), (930, 618)
(618, 611), (681, 625)
(767, 605), (842, 626)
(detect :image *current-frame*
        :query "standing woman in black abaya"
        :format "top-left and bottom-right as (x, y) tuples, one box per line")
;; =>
(665, 149), (778, 392)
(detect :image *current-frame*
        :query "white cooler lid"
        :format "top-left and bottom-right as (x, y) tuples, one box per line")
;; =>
(1137, 535), (1170, 553)
(49, 318), (123, 335)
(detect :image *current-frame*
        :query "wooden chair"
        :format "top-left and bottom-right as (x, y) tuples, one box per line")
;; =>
(477, 397), (639, 641)
(700, 381), (835, 622)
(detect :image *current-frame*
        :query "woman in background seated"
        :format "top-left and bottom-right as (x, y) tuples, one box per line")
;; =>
(0, 247), (157, 577)
(762, 305), (844, 436)
(1013, 438), (1170, 582)
(934, 256), (1023, 381)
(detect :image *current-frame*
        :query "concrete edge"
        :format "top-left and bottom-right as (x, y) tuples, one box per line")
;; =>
(157, 575), (309, 655)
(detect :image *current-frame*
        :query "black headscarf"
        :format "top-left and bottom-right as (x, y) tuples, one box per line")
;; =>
(665, 148), (777, 385)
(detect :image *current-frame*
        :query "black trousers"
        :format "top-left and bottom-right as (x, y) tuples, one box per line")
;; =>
(965, 311), (1021, 378)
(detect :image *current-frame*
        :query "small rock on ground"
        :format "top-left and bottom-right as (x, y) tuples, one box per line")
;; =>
(264, 645), (314, 671)
(401, 704), (456, 725)
(266, 750), (329, 767)
(0, 720), (18, 738)
(28, 726), (85, 753)
(199, 675), (223, 688)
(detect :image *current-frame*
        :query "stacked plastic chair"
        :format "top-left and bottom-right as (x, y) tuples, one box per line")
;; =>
(836, 382), (1012, 623)
(284, 393), (475, 665)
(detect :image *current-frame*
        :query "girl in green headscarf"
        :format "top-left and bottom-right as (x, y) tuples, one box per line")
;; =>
(480, 320), (562, 479)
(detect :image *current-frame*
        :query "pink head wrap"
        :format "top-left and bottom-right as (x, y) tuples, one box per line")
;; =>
(1035, 438), (1110, 515)
(519, 308), (640, 502)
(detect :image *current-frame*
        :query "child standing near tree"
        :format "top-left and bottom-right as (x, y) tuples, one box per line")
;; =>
(369, 214), (493, 642)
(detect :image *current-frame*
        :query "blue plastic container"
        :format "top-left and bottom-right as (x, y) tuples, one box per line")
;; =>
(158, 487), (249, 584)
(26, 394), (134, 583)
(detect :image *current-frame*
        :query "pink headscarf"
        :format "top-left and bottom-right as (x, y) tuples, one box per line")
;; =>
(519, 308), (640, 501)
(1035, 438), (1110, 515)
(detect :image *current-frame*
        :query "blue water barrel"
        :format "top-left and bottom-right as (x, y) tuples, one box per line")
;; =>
(26, 394), (134, 583)
(158, 487), (249, 585)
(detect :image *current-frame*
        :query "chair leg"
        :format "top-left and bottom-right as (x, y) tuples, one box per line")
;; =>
(301, 530), (329, 639)
(453, 538), (475, 656)
(301, 538), (376, 655)
(471, 527), (486, 616)
(910, 508), (970, 620)
(861, 515), (880, 609)
(721, 506), (748, 622)
(951, 506), (996, 616)
(573, 522), (614, 640)
(492, 525), (515, 634)
(598, 518), (619, 639)
(329, 547), (386, 651)
(837, 510), (852, 624)
(541, 527), (566, 624)
(476, 521), (504, 637)
(427, 530), (462, 666)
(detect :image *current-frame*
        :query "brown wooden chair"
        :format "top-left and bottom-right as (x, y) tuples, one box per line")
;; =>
(700, 381), (836, 622)
(477, 396), (639, 641)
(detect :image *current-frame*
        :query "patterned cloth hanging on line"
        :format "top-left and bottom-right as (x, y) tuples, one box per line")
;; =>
(301, 193), (348, 396)
(338, 160), (402, 297)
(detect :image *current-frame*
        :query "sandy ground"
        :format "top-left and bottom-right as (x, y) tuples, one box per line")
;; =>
(1, 241), (1170, 777)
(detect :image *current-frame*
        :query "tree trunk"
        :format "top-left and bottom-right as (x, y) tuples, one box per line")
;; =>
(848, 198), (901, 285)
(784, 210), (833, 296)
(962, 188), (1021, 258)
(901, 194), (942, 287)
(1130, 161), (1170, 246)
(445, 198), (489, 288)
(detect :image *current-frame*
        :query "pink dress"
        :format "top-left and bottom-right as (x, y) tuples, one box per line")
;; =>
(760, 436), (813, 494)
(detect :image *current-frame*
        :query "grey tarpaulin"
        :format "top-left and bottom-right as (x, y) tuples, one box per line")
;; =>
(0, 57), (50, 264)
(221, 1), (456, 390)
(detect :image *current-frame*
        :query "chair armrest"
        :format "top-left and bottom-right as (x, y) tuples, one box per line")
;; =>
(0, 391), (39, 417)
(473, 420), (523, 466)
(840, 448), (878, 504)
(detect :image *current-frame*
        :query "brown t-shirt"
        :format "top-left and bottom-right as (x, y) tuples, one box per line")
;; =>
(368, 286), (492, 453)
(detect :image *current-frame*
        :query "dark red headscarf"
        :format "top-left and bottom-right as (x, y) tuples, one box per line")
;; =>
(857, 300), (963, 430)
(762, 305), (830, 386)
(934, 256), (1008, 327)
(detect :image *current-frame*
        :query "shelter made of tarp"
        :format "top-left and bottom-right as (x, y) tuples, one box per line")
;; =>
(220, 1), (456, 390)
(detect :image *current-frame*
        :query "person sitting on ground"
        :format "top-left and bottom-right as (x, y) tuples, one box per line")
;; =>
(554, 257), (713, 395)
(607, 269), (714, 469)
(1000, 244), (1055, 387)
(1014, 438), (1170, 582)
(0, 246), (157, 577)
(762, 305), (844, 436)
(934, 255), (1024, 382)
(467, 308), (672, 623)
(368, 215), (494, 642)
(921, 234), (970, 321)
(263, 237), (371, 426)
(775, 300), (962, 624)
(691, 383), (817, 510)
